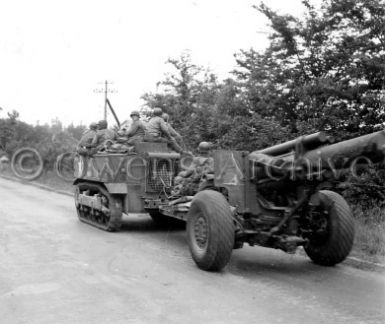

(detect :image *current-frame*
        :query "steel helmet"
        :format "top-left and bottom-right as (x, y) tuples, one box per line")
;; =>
(162, 113), (170, 122)
(153, 107), (163, 116)
(89, 122), (98, 130)
(130, 110), (140, 117)
(98, 120), (108, 129)
(198, 141), (212, 152)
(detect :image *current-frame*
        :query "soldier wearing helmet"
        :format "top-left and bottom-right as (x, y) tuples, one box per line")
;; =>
(194, 142), (214, 177)
(89, 122), (98, 131)
(91, 120), (117, 151)
(117, 110), (146, 144)
(172, 141), (214, 196)
(145, 107), (184, 153)
(97, 120), (108, 129)
(76, 122), (99, 155)
(198, 141), (212, 155)
(145, 108), (169, 138)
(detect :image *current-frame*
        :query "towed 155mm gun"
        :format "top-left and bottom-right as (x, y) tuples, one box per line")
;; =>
(73, 130), (385, 271)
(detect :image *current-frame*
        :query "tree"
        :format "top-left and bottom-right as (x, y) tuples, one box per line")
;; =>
(0, 110), (19, 150)
(142, 53), (288, 150)
(234, 0), (385, 138)
(142, 52), (219, 147)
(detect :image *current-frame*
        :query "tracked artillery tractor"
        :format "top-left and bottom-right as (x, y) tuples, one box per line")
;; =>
(74, 130), (385, 271)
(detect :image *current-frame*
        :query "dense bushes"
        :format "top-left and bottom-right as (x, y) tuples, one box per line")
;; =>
(0, 113), (84, 170)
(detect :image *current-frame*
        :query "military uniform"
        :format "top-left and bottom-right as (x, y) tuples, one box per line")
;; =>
(145, 116), (184, 153)
(78, 129), (97, 148)
(146, 116), (171, 138)
(77, 123), (98, 155)
(166, 122), (185, 148)
(123, 120), (146, 144)
(166, 123), (181, 138)
(92, 128), (116, 151)
(171, 142), (213, 196)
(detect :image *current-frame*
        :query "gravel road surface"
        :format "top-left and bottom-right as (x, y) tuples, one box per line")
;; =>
(0, 177), (384, 324)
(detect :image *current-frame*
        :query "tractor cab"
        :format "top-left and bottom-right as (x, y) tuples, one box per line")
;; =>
(73, 141), (181, 231)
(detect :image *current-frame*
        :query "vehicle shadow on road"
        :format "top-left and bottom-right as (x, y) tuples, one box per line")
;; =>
(117, 214), (189, 254)
(119, 214), (186, 233)
(228, 247), (344, 279)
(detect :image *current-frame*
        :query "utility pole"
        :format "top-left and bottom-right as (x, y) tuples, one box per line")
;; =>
(93, 80), (117, 121)
(104, 80), (108, 121)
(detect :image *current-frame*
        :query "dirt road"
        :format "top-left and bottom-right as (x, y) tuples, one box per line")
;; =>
(0, 177), (384, 324)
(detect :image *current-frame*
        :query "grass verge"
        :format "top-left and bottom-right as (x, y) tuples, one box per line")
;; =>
(350, 204), (385, 265)
(0, 168), (73, 193)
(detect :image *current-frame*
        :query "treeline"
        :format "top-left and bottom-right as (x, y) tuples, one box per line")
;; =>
(0, 111), (85, 169)
(142, 0), (385, 152)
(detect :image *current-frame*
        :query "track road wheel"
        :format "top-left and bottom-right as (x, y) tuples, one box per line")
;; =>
(187, 190), (235, 271)
(75, 183), (123, 232)
(304, 190), (355, 266)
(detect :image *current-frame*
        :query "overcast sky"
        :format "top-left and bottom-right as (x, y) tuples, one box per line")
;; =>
(0, 0), (315, 126)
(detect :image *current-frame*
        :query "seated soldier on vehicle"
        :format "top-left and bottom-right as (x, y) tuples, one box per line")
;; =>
(76, 122), (98, 155)
(92, 120), (116, 151)
(117, 110), (145, 144)
(144, 107), (184, 153)
(172, 141), (214, 196)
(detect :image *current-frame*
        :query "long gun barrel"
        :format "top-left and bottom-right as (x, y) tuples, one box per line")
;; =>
(257, 132), (332, 156)
(250, 130), (385, 182)
(300, 130), (385, 168)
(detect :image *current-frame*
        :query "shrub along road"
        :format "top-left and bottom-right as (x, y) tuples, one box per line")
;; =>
(0, 177), (384, 324)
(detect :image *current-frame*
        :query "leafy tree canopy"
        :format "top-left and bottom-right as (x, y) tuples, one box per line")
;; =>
(234, 0), (385, 138)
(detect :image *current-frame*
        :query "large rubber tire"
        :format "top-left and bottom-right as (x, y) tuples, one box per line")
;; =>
(187, 190), (235, 271)
(304, 190), (355, 266)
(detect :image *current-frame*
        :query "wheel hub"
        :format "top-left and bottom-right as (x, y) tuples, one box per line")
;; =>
(194, 215), (208, 249)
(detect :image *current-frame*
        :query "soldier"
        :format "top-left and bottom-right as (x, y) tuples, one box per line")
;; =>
(191, 141), (214, 182)
(172, 141), (214, 196)
(162, 113), (185, 149)
(145, 108), (184, 153)
(92, 120), (116, 151)
(76, 122), (98, 155)
(121, 110), (146, 144)
(145, 108), (170, 139)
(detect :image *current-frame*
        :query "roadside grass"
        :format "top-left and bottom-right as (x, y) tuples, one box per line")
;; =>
(351, 204), (385, 265)
(0, 167), (73, 193)
(35, 170), (74, 192)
